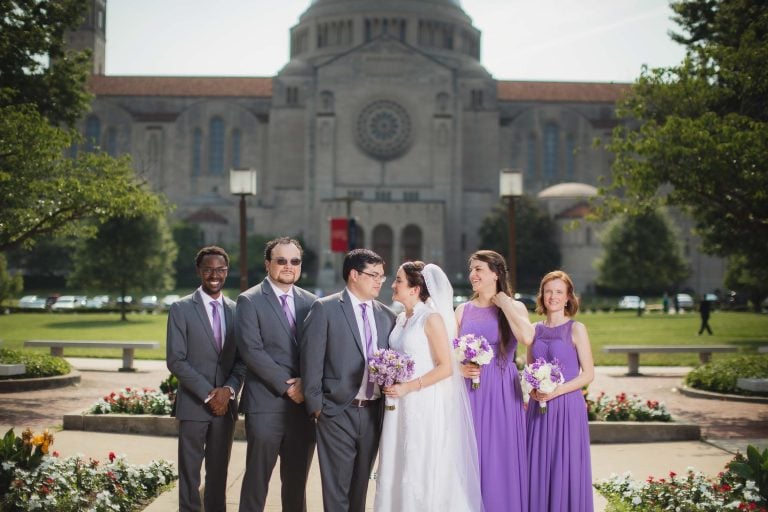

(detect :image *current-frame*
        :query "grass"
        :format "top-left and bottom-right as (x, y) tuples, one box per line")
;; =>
(0, 310), (766, 366)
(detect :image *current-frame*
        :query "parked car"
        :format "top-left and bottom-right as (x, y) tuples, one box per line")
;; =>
(115, 296), (133, 306)
(51, 295), (86, 310)
(675, 293), (694, 311)
(161, 294), (181, 309)
(18, 295), (47, 309)
(86, 295), (110, 309)
(514, 293), (537, 311)
(617, 295), (646, 310)
(140, 295), (160, 310)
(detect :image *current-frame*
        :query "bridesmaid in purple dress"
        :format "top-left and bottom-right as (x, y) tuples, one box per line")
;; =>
(455, 250), (534, 512)
(526, 270), (595, 511)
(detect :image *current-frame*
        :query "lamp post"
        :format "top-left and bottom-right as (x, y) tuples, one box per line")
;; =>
(499, 169), (523, 291)
(230, 168), (258, 292)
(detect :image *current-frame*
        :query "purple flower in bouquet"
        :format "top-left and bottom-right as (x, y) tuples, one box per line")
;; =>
(452, 333), (494, 389)
(521, 357), (565, 413)
(368, 349), (415, 410)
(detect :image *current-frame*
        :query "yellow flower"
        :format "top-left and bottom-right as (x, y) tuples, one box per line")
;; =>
(40, 430), (54, 454)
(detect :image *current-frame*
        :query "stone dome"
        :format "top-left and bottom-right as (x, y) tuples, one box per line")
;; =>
(537, 182), (598, 199)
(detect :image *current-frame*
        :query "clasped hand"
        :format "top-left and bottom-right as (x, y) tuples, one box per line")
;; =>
(206, 387), (231, 416)
(459, 362), (480, 379)
(285, 377), (305, 404)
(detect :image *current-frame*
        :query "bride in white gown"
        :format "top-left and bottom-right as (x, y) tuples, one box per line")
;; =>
(374, 261), (482, 512)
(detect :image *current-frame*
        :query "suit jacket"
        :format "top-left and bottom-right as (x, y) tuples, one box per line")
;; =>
(236, 278), (317, 413)
(166, 289), (245, 422)
(300, 289), (396, 418)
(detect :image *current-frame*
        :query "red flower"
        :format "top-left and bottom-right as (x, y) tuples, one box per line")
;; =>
(669, 471), (677, 478)
(52, 451), (59, 457)
(109, 451), (116, 462)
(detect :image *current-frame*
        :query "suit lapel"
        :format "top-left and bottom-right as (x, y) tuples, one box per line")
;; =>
(340, 290), (365, 357)
(294, 287), (312, 337)
(193, 289), (219, 354)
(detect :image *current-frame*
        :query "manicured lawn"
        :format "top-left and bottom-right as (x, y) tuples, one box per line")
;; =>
(0, 310), (766, 366)
(0, 312), (168, 360)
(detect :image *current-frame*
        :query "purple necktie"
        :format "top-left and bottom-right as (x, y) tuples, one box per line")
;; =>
(360, 303), (375, 399)
(211, 301), (222, 352)
(280, 294), (297, 336)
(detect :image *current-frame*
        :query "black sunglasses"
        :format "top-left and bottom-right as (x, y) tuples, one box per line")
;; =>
(274, 257), (302, 266)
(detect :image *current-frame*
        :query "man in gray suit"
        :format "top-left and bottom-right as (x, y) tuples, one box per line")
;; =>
(300, 248), (396, 512)
(237, 237), (317, 512)
(167, 246), (245, 512)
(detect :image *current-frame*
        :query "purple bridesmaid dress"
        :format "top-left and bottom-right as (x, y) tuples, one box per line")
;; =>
(459, 303), (528, 512)
(526, 320), (593, 511)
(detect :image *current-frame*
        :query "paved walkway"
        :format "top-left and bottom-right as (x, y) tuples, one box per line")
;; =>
(1, 358), (766, 511)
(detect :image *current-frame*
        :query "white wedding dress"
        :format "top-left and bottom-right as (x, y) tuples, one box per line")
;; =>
(374, 300), (482, 512)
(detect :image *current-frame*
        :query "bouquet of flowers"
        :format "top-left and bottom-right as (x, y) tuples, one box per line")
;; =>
(452, 334), (494, 389)
(521, 357), (565, 413)
(368, 349), (415, 410)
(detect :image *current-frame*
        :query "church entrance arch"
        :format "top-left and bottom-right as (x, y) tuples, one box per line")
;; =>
(372, 224), (393, 272)
(401, 224), (422, 262)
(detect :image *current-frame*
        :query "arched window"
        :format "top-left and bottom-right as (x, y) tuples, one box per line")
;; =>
(192, 128), (202, 176)
(231, 129), (242, 169)
(208, 117), (225, 175)
(526, 133), (537, 179)
(401, 225), (422, 262)
(372, 225), (393, 273)
(543, 123), (559, 183)
(85, 115), (101, 152)
(566, 135), (576, 179)
(106, 127), (118, 156)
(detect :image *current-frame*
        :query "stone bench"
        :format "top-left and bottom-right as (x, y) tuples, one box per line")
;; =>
(603, 345), (738, 375)
(24, 340), (160, 372)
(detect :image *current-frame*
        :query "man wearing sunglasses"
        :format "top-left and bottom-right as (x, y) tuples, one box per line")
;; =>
(235, 237), (317, 512)
(300, 248), (396, 512)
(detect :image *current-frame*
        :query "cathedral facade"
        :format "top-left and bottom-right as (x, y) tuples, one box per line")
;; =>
(72, 0), (725, 293)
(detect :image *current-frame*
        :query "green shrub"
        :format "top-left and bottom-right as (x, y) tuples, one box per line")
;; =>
(0, 348), (71, 379)
(685, 355), (768, 395)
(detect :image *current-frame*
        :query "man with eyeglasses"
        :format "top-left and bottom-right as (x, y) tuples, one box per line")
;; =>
(235, 237), (317, 512)
(300, 248), (396, 512)
(166, 246), (245, 512)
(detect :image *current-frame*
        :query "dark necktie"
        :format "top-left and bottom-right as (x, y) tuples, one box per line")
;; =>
(210, 301), (222, 352)
(360, 303), (375, 399)
(280, 294), (297, 336)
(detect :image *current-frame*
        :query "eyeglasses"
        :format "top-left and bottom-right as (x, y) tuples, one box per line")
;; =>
(200, 267), (228, 276)
(358, 270), (387, 283)
(274, 257), (302, 266)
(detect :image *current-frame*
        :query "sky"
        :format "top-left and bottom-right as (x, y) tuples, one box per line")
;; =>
(105, 0), (687, 83)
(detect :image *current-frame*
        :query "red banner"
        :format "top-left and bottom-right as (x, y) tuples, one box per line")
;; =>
(330, 218), (349, 252)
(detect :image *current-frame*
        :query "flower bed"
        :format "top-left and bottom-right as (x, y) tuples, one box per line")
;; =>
(594, 445), (768, 511)
(0, 428), (178, 511)
(586, 391), (672, 422)
(89, 387), (172, 415)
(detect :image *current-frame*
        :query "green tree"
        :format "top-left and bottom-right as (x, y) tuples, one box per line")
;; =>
(0, 105), (163, 252)
(599, 0), (768, 301)
(724, 253), (768, 312)
(478, 196), (561, 291)
(0, 0), (92, 126)
(595, 209), (689, 295)
(69, 213), (178, 321)
(0, 253), (23, 306)
(171, 222), (204, 288)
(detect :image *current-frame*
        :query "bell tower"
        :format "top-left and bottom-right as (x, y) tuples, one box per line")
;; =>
(65, 0), (107, 75)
